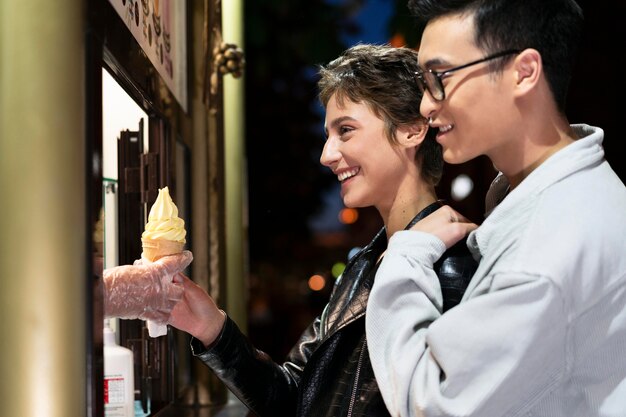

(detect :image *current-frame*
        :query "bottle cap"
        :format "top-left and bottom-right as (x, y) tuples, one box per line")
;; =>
(103, 320), (116, 346)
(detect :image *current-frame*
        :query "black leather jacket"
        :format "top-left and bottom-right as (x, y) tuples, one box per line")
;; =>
(191, 202), (478, 417)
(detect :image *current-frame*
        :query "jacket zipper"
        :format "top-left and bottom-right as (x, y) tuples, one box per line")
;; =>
(347, 338), (367, 417)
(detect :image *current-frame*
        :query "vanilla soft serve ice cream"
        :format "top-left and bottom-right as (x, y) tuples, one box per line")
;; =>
(141, 186), (186, 262)
(141, 186), (187, 337)
(142, 186), (186, 244)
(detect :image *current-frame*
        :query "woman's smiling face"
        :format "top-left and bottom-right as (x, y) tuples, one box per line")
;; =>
(321, 94), (411, 211)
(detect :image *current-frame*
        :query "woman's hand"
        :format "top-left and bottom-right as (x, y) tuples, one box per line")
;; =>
(168, 275), (227, 348)
(411, 205), (478, 248)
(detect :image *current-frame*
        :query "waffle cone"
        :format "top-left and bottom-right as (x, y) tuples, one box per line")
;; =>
(141, 238), (185, 262)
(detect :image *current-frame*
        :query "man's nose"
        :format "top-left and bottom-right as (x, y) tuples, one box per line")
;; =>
(420, 90), (439, 121)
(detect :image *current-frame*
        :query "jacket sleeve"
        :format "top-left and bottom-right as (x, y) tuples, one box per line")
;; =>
(365, 231), (567, 417)
(191, 312), (323, 417)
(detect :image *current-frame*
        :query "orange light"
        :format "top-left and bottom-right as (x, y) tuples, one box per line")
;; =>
(389, 33), (407, 48)
(338, 208), (359, 225)
(308, 274), (326, 291)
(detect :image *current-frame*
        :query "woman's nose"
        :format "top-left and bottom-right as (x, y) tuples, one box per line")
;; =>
(320, 136), (340, 168)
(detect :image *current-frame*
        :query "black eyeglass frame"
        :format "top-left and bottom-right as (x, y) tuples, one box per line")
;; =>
(415, 49), (522, 101)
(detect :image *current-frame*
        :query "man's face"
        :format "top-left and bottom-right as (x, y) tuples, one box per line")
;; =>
(418, 13), (517, 165)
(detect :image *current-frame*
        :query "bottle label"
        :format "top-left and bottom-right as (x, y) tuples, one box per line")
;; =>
(104, 376), (129, 416)
(104, 376), (126, 404)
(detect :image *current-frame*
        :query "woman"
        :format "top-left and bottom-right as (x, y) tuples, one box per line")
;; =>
(168, 43), (477, 417)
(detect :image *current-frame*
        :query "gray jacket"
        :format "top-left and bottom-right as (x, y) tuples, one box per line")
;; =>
(367, 125), (626, 417)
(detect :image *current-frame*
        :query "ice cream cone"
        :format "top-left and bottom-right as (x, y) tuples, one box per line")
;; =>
(141, 238), (185, 262)
(140, 186), (187, 338)
(140, 238), (185, 338)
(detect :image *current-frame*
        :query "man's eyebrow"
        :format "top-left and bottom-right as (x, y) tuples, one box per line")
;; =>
(418, 56), (450, 70)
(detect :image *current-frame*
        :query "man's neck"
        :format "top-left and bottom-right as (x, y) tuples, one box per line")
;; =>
(504, 120), (577, 190)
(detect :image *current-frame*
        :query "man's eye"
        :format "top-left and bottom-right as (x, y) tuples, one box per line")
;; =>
(438, 71), (452, 81)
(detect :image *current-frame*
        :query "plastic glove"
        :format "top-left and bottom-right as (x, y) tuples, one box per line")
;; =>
(103, 250), (193, 323)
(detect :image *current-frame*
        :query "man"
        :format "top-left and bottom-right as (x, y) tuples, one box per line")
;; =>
(365, 1), (626, 416)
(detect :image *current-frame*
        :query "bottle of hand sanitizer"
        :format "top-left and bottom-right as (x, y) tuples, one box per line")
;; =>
(103, 319), (135, 417)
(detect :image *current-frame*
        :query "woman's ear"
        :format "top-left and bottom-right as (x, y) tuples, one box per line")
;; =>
(399, 119), (428, 148)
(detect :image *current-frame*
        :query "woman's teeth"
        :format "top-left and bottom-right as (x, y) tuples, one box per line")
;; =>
(338, 167), (360, 181)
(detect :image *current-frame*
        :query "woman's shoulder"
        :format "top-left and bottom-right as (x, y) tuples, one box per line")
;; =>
(435, 238), (478, 312)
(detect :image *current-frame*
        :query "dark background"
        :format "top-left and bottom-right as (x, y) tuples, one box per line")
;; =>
(242, 0), (626, 359)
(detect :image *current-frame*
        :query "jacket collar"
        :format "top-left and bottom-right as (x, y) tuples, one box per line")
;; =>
(323, 201), (444, 335)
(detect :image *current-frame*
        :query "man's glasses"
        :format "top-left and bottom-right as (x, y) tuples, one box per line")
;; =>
(415, 49), (521, 101)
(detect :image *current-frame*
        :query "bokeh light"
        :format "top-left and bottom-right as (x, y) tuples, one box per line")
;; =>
(338, 208), (359, 224)
(451, 174), (474, 201)
(308, 274), (326, 291)
(331, 262), (346, 278)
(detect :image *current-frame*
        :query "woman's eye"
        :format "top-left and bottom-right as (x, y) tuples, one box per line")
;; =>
(339, 126), (354, 136)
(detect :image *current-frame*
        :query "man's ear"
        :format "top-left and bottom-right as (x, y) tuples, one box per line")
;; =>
(513, 48), (541, 97)
(399, 119), (428, 148)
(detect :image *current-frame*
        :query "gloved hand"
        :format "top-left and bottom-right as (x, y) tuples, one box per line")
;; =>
(103, 250), (193, 323)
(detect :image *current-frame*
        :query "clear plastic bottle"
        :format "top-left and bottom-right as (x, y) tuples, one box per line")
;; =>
(103, 320), (135, 417)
